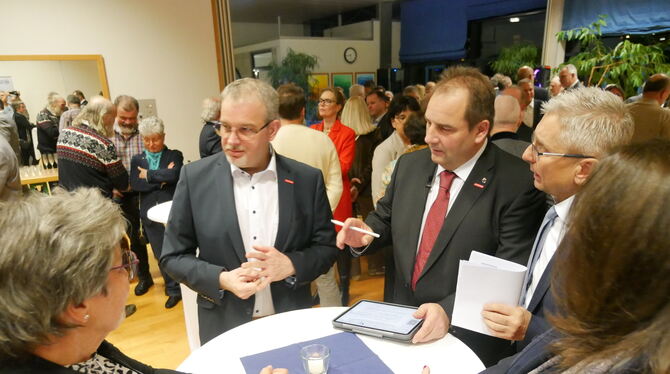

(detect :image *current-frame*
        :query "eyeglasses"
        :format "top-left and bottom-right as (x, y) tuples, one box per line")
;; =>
(318, 98), (336, 105)
(214, 121), (272, 140)
(110, 237), (139, 281)
(530, 144), (594, 159)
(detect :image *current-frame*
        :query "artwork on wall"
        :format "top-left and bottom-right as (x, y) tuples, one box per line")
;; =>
(331, 73), (353, 98)
(355, 72), (376, 86)
(308, 73), (329, 101)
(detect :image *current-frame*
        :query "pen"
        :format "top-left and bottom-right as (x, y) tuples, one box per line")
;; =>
(331, 219), (381, 238)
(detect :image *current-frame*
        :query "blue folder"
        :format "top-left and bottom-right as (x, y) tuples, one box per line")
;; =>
(240, 332), (394, 374)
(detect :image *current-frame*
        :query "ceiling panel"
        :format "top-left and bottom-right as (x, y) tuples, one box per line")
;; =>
(230, 0), (389, 24)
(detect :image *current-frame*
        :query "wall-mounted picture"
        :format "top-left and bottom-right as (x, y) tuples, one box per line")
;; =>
(308, 73), (329, 101)
(331, 73), (353, 98)
(355, 72), (376, 86)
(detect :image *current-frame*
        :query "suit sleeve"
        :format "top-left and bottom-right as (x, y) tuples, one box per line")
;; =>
(282, 170), (338, 286)
(129, 155), (153, 192)
(323, 143), (343, 212)
(147, 150), (183, 185)
(160, 166), (227, 303)
(495, 184), (547, 266)
(359, 155), (399, 254)
(337, 130), (355, 175)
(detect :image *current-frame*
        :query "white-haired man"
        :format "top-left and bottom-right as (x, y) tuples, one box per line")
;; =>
(481, 87), (634, 373)
(161, 78), (338, 344)
(558, 64), (582, 91)
(36, 93), (66, 155)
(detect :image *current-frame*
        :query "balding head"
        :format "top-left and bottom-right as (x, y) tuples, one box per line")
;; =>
(502, 85), (529, 110)
(517, 66), (534, 83)
(642, 74), (670, 105)
(493, 95), (522, 133)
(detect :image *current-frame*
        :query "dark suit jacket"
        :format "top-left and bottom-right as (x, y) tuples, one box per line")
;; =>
(129, 147), (183, 219)
(532, 99), (544, 128)
(0, 340), (183, 374)
(363, 143), (547, 366)
(160, 152), (338, 343)
(534, 87), (549, 103)
(481, 329), (558, 374)
(199, 121), (222, 159)
(377, 112), (394, 140)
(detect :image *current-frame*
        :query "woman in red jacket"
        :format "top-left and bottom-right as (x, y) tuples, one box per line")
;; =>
(311, 88), (355, 226)
(311, 87), (355, 305)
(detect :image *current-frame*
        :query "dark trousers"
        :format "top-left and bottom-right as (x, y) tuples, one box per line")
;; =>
(336, 251), (351, 306)
(142, 217), (181, 296)
(119, 193), (151, 282)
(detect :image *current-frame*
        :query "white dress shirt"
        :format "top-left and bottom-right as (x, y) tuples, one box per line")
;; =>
(523, 101), (534, 128)
(416, 140), (487, 253)
(524, 195), (574, 307)
(231, 150), (279, 317)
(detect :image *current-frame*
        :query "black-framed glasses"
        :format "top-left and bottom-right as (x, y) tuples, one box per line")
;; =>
(214, 121), (272, 140)
(111, 237), (139, 281)
(530, 144), (594, 159)
(318, 98), (336, 105)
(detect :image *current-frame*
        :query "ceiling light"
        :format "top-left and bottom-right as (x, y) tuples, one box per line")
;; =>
(509, 17), (520, 23)
(625, 35), (630, 39)
(661, 37), (666, 41)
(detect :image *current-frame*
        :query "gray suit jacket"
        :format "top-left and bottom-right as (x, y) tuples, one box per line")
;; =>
(161, 152), (338, 343)
(363, 143), (547, 366)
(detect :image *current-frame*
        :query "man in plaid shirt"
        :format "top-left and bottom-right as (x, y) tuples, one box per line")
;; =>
(111, 95), (154, 297)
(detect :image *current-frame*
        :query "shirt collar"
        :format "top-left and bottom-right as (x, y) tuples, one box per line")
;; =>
(435, 139), (487, 181)
(554, 194), (575, 222)
(230, 145), (278, 179)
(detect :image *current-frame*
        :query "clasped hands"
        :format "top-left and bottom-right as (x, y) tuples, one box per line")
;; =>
(218, 245), (295, 300)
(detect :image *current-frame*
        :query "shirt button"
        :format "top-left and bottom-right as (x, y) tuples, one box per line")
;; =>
(252, 186), (255, 190)
(253, 236), (257, 240)
(253, 210), (256, 214)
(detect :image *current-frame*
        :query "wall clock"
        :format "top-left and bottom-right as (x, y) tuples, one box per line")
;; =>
(344, 47), (357, 64)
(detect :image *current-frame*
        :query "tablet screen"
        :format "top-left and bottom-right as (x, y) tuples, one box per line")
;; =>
(334, 301), (422, 335)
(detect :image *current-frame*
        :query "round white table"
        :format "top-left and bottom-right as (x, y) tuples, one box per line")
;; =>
(147, 200), (201, 351)
(177, 307), (484, 374)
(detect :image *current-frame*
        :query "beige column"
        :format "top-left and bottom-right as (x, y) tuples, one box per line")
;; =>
(541, 0), (566, 69)
(211, 0), (236, 90)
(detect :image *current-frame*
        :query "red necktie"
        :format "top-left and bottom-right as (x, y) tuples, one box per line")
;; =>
(411, 170), (456, 290)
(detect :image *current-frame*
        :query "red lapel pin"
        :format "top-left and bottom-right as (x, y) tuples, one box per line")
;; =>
(284, 179), (294, 184)
(473, 183), (485, 189)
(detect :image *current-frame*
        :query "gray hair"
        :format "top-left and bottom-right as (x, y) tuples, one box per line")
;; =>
(542, 86), (634, 158)
(563, 64), (578, 76)
(0, 188), (126, 359)
(349, 84), (365, 98)
(114, 94), (139, 112)
(200, 97), (221, 123)
(494, 95), (521, 126)
(138, 116), (165, 136)
(221, 78), (278, 123)
(72, 96), (116, 137)
(47, 92), (63, 107)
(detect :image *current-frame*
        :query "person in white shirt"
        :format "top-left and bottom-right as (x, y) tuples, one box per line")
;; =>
(161, 78), (338, 344)
(272, 83), (343, 307)
(480, 87), (634, 370)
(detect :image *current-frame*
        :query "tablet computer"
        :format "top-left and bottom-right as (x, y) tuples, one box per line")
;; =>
(332, 300), (423, 343)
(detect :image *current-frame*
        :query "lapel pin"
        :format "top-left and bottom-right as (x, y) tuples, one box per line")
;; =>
(284, 179), (294, 184)
(481, 177), (487, 184)
(473, 183), (485, 189)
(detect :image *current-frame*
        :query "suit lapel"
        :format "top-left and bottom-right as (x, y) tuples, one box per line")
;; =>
(527, 257), (554, 312)
(420, 144), (495, 279)
(399, 153), (436, 283)
(216, 154), (247, 263)
(274, 155), (294, 251)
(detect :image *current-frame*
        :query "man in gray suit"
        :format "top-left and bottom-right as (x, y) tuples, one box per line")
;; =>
(161, 78), (338, 344)
(337, 66), (547, 366)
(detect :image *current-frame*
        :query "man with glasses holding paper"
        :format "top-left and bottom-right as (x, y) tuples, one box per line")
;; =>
(161, 78), (338, 344)
(480, 87), (633, 373)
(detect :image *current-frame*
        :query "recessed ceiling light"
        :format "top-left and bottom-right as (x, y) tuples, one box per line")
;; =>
(510, 17), (520, 23)
(625, 35), (630, 39)
(661, 37), (667, 41)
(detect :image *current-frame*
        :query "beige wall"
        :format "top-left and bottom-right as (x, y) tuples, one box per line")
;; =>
(1, 0), (220, 162)
(232, 22), (306, 47)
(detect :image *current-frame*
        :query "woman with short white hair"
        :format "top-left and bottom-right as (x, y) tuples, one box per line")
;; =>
(130, 116), (184, 309)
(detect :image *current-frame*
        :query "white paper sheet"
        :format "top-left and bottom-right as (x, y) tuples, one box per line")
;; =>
(451, 251), (527, 336)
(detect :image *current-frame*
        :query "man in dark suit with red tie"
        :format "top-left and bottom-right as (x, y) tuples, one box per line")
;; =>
(337, 66), (547, 366)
